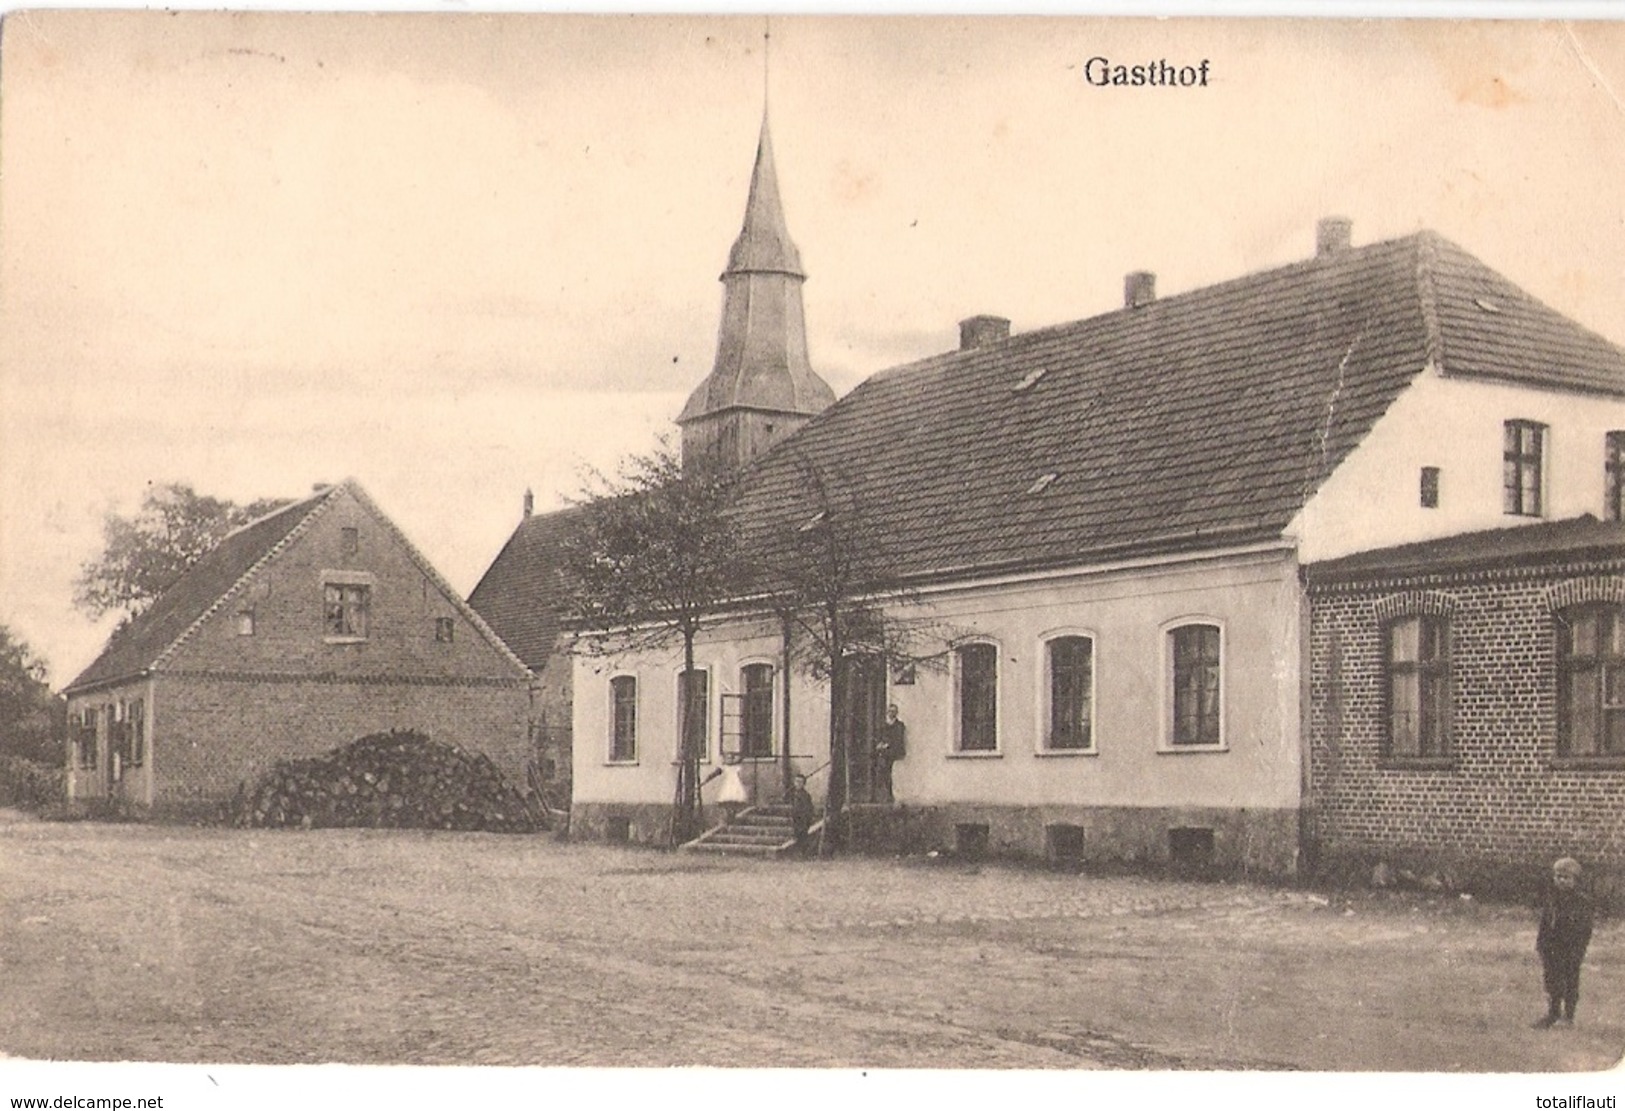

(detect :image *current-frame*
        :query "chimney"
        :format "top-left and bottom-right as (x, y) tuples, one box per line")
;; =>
(522, 488), (534, 520)
(1124, 271), (1156, 309)
(1316, 217), (1353, 258)
(959, 315), (1011, 351)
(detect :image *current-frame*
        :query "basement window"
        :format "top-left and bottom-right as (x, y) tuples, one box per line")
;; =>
(955, 823), (990, 859)
(1047, 824), (1086, 863)
(1168, 827), (1216, 877)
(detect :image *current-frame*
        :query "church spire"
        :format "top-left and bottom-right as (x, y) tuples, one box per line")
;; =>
(725, 112), (803, 278)
(678, 106), (835, 472)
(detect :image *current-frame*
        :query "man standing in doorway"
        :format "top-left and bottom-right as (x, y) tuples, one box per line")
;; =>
(877, 704), (906, 803)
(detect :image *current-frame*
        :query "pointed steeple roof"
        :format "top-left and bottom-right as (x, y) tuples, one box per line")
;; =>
(725, 113), (804, 278)
(678, 110), (835, 433)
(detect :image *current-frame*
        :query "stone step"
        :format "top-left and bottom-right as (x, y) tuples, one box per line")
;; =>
(686, 841), (786, 856)
(706, 830), (793, 846)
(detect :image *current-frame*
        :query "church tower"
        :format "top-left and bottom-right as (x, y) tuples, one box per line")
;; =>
(678, 113), (836, 471)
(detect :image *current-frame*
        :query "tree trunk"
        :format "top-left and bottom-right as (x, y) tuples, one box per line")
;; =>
(821, 640), (847, 857)
(779, 613), (794, 799)
(671, 630), (702, 845)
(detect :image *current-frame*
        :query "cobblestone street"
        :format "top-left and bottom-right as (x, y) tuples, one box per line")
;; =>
(1, 813), (1621, 1072)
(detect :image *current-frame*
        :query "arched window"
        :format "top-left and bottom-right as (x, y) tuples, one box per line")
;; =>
(1045, 636), (1094, 751)
(1384, 614), (1450, 759)
(955, 642), (999, 752)
(1558, 605), (1625, 758)
(609, 675), (637, 763)
(1168, 624), (1221, 747)
(677, 668), (710, 763)
(741, 663), (775, 758)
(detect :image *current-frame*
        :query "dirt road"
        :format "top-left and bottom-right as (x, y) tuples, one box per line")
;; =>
(0, 813), (1619, 1071)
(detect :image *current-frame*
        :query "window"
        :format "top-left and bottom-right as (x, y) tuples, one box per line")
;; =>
(434, 617), (455, 643)
(678, 668), (709, 763)
(237, 609), (255, 636)
(127, 700), (145, 767)
(741, 663), (774, 758)
(341, 527), (359, 555)
(1419, 466), (1440, 509)
(1607, 432), (1625, 522)
(1169, 624), (1221, 747)
(1557, 605), (1625, 759)
(1503, 420), (1546, 517)
(609, 675), (638, 762)
(75, 710), (97, 769)
(1045, 636), (1094, 751)
(324, 583), (370, 639)
(955, 642), (999, 752)
(1385, 614), (1451, 760)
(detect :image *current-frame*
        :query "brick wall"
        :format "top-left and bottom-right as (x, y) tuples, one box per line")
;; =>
(153, 673), (530, 811)
(1306, 566), (1625, 894)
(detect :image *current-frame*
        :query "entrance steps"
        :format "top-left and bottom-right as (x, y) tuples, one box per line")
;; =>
(679, 804), (817, 856)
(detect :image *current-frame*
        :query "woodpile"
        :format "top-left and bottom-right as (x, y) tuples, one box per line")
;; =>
(232, 730), (539, 833)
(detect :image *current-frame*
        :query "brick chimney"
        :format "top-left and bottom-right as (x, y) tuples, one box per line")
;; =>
(1124, 271), (1156, 309)
(1316, 217), (1353, 258)
(959, 315), (1011, 351)
(522, 488), (534, 520)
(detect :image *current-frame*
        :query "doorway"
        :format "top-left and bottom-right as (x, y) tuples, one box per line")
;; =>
(839, 653), (887, 804)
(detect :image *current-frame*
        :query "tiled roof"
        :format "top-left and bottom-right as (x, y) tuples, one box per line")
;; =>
(729, 232), (1625, 584)
(67, 480), (530, 693)
(1304, 516), (1625, 583)
(65, 487), (336, 693)
(467, 506), (585, 671)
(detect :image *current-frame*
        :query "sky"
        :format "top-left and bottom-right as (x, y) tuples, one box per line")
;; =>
(4, 13), (1625, 687)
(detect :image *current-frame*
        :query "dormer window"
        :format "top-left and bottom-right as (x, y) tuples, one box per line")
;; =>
(1503, 420), (1546, 517)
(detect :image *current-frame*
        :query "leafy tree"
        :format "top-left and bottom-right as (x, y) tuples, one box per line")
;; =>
(0, 625), (65, 767)
(74, 484), (291, 622)
(562, 443), (745, 846)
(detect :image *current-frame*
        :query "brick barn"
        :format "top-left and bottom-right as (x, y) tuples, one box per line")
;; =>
(62, 480), (532, 818)
(1304, 517), (1625, 894)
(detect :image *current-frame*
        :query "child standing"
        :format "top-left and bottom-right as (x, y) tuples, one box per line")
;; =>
(1533, 856), (1595, 1028)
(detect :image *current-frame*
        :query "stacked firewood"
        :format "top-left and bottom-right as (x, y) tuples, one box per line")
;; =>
(232, 729), (539, 833)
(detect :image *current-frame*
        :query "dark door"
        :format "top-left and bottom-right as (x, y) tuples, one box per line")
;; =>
(839, 654), (887, 804)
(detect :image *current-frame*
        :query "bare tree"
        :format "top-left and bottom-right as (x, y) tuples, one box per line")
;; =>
(561, 442), (745, 846)
(757, 456), (949, 854)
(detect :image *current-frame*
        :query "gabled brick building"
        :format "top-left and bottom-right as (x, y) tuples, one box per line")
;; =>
(63, 480), (532, 817)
